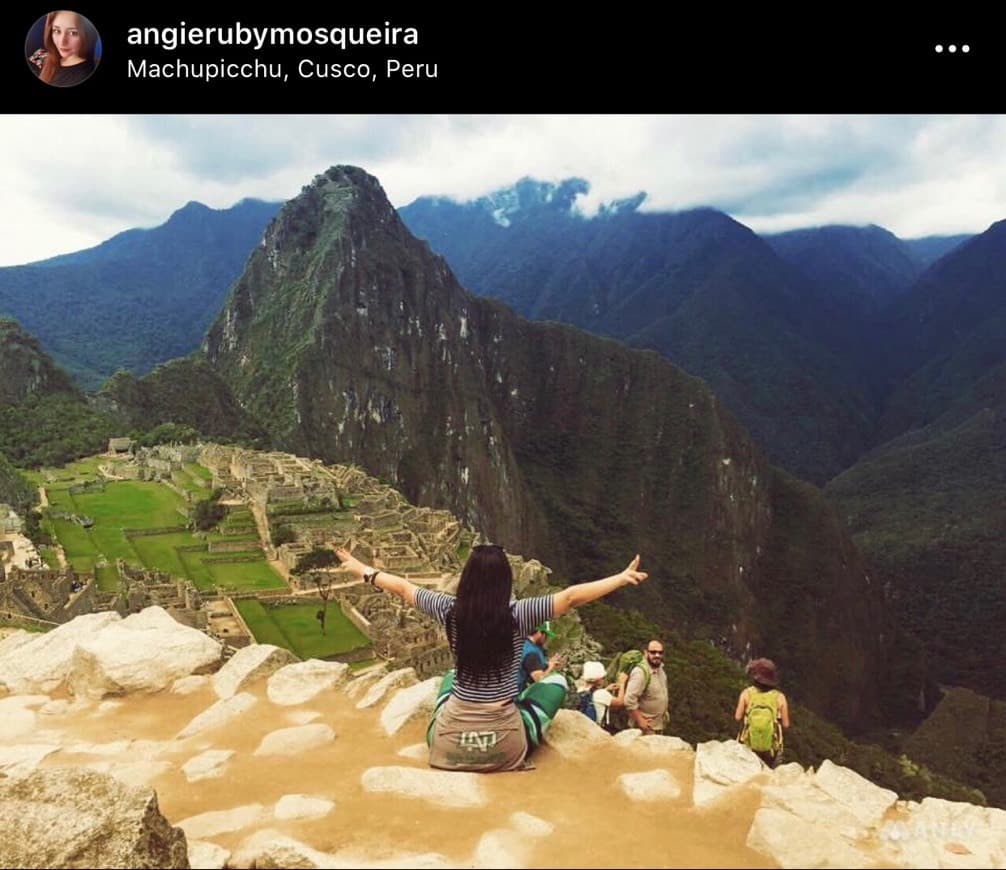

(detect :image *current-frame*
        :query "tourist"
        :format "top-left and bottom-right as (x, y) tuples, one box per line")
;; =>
(610, 640), (669, 734)
(574, 660), (614, 726)
(734, 657), (790, 767)
(517, 620), (563, 693)
(27, 10), (101, 87)
(334, 544), (648, 771)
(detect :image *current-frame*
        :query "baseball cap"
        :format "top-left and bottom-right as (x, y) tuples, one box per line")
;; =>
(536, 621), (555, 638)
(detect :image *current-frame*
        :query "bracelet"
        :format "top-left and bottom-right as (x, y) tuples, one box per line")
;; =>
(363, 569), (381, 586)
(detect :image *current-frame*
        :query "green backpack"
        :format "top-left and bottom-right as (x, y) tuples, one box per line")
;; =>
(603, 650), (650, 693)
(743, 688), (780, 753)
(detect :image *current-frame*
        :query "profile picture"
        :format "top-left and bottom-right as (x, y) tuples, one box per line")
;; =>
(25, 10), (101, 87)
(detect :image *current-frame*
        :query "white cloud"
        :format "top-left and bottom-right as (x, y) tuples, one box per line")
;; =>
(0, 114), (1002, 266)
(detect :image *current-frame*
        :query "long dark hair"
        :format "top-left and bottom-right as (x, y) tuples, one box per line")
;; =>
(447, 545), (516, 685)
(40, 11), (99, 83)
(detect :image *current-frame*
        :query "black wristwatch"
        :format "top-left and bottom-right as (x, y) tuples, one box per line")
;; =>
(363, 569), (381, 585)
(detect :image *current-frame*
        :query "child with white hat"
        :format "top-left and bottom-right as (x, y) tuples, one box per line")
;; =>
(577, 660), (614, 726)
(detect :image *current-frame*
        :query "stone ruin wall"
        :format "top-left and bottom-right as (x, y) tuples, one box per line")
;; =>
(0, 565), (96, 624)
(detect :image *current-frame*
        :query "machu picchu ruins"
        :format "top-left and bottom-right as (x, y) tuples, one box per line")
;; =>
(1, 442), (559, 679)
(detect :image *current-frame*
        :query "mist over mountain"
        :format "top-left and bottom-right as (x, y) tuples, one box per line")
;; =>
(401, 181), (878, 484)
(0, 198), (280, 390)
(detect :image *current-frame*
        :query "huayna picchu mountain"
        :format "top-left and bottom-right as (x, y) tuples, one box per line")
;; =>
(203, 166), (889, 730)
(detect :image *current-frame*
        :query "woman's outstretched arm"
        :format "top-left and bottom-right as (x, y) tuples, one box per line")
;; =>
(335, 547), (418, 606)
(552, 555), (648, 616)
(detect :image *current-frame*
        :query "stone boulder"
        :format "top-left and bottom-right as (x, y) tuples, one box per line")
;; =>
(542, 709), (612, 759)
(229, 830), (337, 869)
(172, 675), (210, 695)
(356, 667), (417, 709)
(472, 829), (532, 869)
(0, 695), (47, 740)
(509, 812), (554, 837)
(0, 628), (33, 657)
(253, 723), (336, 756)
(379, 677), (439, 736)
(178, 692), (257, 739)
(758, 778), (871, 840)
(612, 728), (643, 747)
(0, 743), (62, 780)
(617, 768), (683, 802)
(69, 607), (223, 699)
(361, 765), (488, 808)
(188, 839), (230, 870)
(267, 659), (350, 706)
(182, 749), (235, 783)
(397, 743), (430, 761)
(632, 734), (694, 754)
(0, 766), (188, 868)
(813, 759), (898, 829)
(274, 794), (335, 821)
(0, 612), (120, 694)
(469, 810), (555, 868)
(211, 644), (299, 699)
(747, 806), (874, 868)
(878, 796), (1006, 869)
(692, 739), (766, 807)
(344, 670), (384, 700)
(177, 804), (266, 840)
(38, 698), (74, 716)
(285, 710), (323, 725)
(82, 759), (172, 789)
(230, 829), (452, 869)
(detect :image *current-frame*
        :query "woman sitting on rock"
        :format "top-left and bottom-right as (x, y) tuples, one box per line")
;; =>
(335, 544), (647, 772)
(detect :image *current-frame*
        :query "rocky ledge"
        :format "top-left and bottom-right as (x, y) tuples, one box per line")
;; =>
(0, 608), (1004, 869)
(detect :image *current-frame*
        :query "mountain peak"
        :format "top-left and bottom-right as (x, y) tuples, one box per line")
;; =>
(466, 176), (589, 227)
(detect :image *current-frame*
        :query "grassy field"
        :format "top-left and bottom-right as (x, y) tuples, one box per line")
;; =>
(49, 516), (98, 573)
(129, 532), (196, 579)
(208, 560), (287, 592)
(36, 457), (285, 594)
(184, 462), (213, 481)
(234, 599), (370, 660)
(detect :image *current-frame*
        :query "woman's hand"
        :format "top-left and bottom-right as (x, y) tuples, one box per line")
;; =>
(620, 555), (648, 586)
(335, 547), (368, 578)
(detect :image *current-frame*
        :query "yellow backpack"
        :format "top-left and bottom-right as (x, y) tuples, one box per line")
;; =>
(740, 687), (782, 753)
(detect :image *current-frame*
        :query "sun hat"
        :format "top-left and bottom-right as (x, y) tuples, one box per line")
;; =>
(746, 658), (779, 688)
(581, 661), (605, 683)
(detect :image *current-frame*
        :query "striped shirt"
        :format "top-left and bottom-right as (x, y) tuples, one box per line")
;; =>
(414, 587), (554, 702)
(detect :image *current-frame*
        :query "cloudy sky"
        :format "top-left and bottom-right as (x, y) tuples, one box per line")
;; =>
(1, 114), (1003, 267)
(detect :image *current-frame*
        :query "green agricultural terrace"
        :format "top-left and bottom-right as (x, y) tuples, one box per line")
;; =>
(234, 599), (372, 661)
(33, 455), (285, 594)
